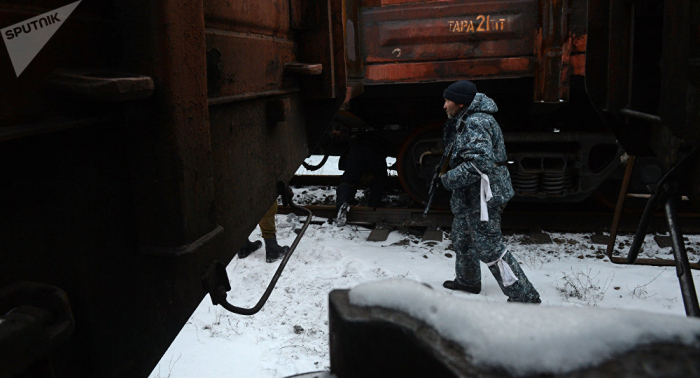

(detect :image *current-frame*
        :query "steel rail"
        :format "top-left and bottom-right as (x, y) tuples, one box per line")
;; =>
(278, 204), (700, 233)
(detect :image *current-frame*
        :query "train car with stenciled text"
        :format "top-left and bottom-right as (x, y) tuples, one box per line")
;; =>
(0, 0), (698, 377)
(332, 0), (700, 210)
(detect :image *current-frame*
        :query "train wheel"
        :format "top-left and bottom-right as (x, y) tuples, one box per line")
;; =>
(396, 123), (451, 209)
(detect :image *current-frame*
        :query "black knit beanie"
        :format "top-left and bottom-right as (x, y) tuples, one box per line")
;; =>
(443, 80), (477, 106)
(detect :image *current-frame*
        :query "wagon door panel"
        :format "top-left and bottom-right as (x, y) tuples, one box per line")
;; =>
(203, 0), (346, 263)
(361, 0), (536, 83)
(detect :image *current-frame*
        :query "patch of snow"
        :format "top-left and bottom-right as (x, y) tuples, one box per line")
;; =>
(349, 279), (700, 376)
(150, 169), (700, 378)
(295, 156), (396, 176)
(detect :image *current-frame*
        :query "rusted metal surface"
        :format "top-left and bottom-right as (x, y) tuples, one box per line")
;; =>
(204, 0), (344, 100)
(121, 0), (217, 254)
(533, 0), (571, 103)
(344, 0), (363, 81)
(345, 0), (600, 206)
(363, 1), (536, 63)
(297, 0), (347, 100)
(366, 57), (534, 84)
(207, 88), (301, 106)
(606, 156), (636, 259)
(290, 0), (319, 30)
(203, 0), (292, 37)
(363, 0), (445, 6)
(358, 0), (587, 85)
(362, 0), (535, 83)
(570, 34), (586, 75)
(204, 30), (297, 98)
(284, 62), (323, 75)
(0, 0), (345, 377)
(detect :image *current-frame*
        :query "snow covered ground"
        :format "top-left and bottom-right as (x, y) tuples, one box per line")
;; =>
(149, 156), (700, 378)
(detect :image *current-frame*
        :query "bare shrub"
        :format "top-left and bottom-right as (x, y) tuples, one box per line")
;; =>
(627, 271), (663, 299)
(557, 267), (614, 306)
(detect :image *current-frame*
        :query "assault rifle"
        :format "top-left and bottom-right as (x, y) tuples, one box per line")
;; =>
(422, 144), (453, 218)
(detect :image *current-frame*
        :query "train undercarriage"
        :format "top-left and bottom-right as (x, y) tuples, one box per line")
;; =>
(316, 78), (626, 209)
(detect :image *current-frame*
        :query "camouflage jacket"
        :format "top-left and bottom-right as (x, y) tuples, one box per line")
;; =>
(440, 93), (514, 214)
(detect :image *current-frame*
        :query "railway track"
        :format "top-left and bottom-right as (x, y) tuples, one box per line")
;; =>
(284, 174), (700, 299)
(280, 186), (700, 272)
(285, 175), (700, 234)
(278, 204), (700, 234)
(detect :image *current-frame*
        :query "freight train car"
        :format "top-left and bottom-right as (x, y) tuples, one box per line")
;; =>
(2, 0), (699, 377)
(333, 0), (700, 209)
(0, 0), (344, 376)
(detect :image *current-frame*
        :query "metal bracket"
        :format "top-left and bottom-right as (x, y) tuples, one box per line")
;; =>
(606, 150), (700, 317)
(47, 69), (154, 102)
(284, 62), (323, 75)
(202, 181), (312, 315)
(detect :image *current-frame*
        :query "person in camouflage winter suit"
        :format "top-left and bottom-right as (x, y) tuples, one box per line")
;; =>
(439, 80), (541, 304)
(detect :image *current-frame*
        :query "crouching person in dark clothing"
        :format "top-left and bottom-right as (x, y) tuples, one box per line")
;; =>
(439, 80), (541, 304)
(333, 111), (388, 226)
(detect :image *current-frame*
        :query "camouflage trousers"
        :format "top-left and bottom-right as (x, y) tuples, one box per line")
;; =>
(451, 203), (540, 303)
